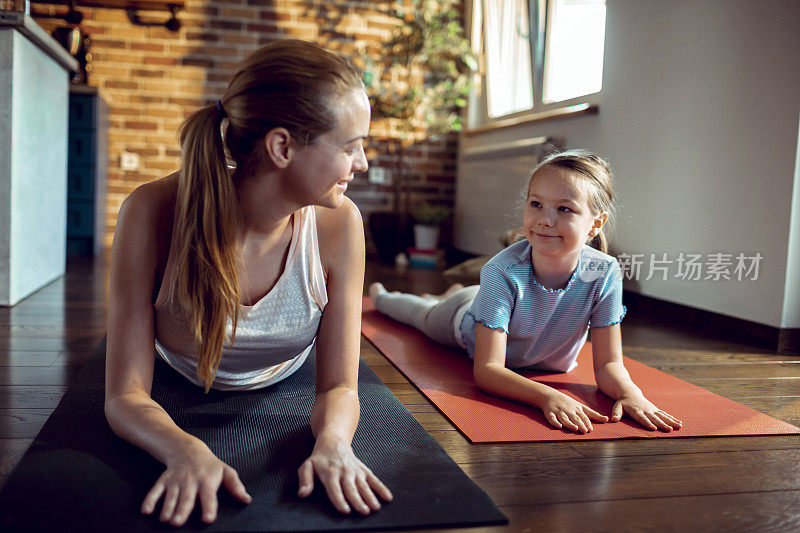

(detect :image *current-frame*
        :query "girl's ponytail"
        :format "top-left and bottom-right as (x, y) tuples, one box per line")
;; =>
(590, 230), (608, 254)
(171, 103), (241, 392)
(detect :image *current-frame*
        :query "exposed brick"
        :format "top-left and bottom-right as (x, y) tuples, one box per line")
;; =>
(149, 107), (183, 119)
(91, 38), (127, 49)
(131, 42), (166, 52)
(221, 7), (259, 18)
(97, 52), (143, 65)
(185, 31), (219, 42)
(130, 95), (167, 104)
(181, 57), (215, 68)
(34, 0), (463, 248)
(247, 22), (279, 33)
(104, 80), (139, 90)
(132, 68), (166, 78)
(146, 160), (181, 171)
(169, 69), (207, 81)
(169, 96), (205, 107)
(91, 10), (130, 23)
(107, 27), (149, 39)
(260, 10), (293, 21)
(90, 65), (131, 77)
(126, 147), (161, 157)
(209, 19), (243, 31)
(222, 33), (260, 45)
(110, 107), (145, 117)
(125, 120), (159, 131)
(78, 24), (108, 35)
(203, 46), (242, 57)
(184, 5), (219, 16)
(144, 56), (178, 66)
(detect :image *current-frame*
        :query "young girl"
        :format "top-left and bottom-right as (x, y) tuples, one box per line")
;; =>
(106, 40), (391, 527)
(370, 150), (682, 434)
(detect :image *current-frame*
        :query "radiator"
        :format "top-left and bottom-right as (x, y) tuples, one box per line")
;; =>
(454, 136), (559, 255)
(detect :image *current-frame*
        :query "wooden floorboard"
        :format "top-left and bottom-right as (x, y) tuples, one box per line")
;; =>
(0, 253), (799, 532)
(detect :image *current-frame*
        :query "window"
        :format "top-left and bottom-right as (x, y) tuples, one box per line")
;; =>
(470, 0), (606, 124)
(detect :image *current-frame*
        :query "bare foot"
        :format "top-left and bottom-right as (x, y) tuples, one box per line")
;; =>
(422, 283), (465, 300)
(369, 282), (387, 300)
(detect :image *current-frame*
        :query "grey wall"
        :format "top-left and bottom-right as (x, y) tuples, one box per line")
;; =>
(456, 0), (800, 328)
(0, 28), (69, 305)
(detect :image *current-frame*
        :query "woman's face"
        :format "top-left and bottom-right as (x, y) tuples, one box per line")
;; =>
(289, 89), (371, 209)
(523, 165), (605, 260)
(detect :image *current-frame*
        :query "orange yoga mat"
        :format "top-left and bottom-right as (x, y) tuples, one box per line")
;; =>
(362, 297), (800, 442)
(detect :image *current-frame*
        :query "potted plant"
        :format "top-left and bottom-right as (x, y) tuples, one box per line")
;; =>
(412, 202), (451, 250)
(360, 0), (476, 263)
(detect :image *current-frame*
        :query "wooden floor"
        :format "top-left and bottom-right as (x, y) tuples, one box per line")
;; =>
(2, 254), (800, 531)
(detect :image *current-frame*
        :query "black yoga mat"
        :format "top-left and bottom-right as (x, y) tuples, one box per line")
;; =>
(0, 340), (506, 532)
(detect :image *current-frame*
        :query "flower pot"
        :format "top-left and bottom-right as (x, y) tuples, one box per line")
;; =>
(413, 224), (440, 251)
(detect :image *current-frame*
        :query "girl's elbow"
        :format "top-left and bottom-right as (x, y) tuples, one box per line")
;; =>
(472, 364), (496, 391)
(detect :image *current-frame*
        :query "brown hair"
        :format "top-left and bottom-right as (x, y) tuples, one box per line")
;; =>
(171, 40), (363, 391)
(527, 149), (615, 253)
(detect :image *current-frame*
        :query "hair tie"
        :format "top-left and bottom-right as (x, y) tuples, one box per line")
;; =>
(216, 99), (227, 118)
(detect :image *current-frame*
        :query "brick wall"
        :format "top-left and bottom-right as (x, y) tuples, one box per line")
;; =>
(33, 0), (459, 251)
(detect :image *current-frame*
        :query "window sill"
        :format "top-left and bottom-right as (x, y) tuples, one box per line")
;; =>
(463, 103), (599, 136)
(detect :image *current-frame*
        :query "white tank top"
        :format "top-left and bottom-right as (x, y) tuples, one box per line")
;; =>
(154, 206), (328, 390)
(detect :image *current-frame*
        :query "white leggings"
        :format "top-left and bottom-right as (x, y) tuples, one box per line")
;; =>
(373, 286), (479, 347)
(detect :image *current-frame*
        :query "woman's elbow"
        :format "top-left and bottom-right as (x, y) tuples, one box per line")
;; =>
(103, 389), (145, 435)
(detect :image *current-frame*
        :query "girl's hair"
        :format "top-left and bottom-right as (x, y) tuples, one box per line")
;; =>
(527, 149), (615, 254)
(172, 40), (363, 392)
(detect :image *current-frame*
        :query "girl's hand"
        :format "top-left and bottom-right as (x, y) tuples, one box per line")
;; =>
(297, 437), (393, 515)
(141, 441), (252, 527)
(611, 392), (682, 432)
(541, 389), (609, 433)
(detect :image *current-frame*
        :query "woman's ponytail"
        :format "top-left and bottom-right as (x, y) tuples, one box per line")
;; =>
(171, 102), (241, 392)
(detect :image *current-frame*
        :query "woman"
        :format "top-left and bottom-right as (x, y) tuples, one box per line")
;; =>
(105, 39), (392, 527)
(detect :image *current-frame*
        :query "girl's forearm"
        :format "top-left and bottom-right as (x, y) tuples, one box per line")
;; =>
(594, 361), (642, 401)
(310, 386), (360, 445)
(474, 363), (558, 408)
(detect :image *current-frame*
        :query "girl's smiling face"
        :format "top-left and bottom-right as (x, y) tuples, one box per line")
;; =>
(523, 164), (608, 260)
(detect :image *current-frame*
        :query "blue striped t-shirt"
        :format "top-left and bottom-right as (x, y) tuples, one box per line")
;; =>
(459, 240), (626, 372)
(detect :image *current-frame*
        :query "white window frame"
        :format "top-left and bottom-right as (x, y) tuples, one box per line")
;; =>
(467, 0), (605, 130)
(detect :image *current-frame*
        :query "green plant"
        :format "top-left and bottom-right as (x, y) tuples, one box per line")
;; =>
(412, 202), (451, 226)
(363, 0), (477, 139)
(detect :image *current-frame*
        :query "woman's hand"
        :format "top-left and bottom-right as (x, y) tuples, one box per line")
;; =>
(297, 436), (392, 515)
(610, 392), (682, 432)
(541, 389), (609, 433)
(141, 440), (252, 527)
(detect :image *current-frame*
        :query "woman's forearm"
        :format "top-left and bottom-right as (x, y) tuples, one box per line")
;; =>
(309, 386), (360, 444)
(105, 391), (207, 465)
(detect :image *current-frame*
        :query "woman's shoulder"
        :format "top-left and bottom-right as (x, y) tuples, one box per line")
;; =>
(115, 173), (178, 254)
(314, 197), (362, 231)
(315, 197), (363, 247)
(120, 172), (178, 221)
(313, 198), (364, 268)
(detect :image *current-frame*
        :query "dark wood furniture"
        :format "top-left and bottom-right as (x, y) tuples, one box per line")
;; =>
(66, 86), (107, 256)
